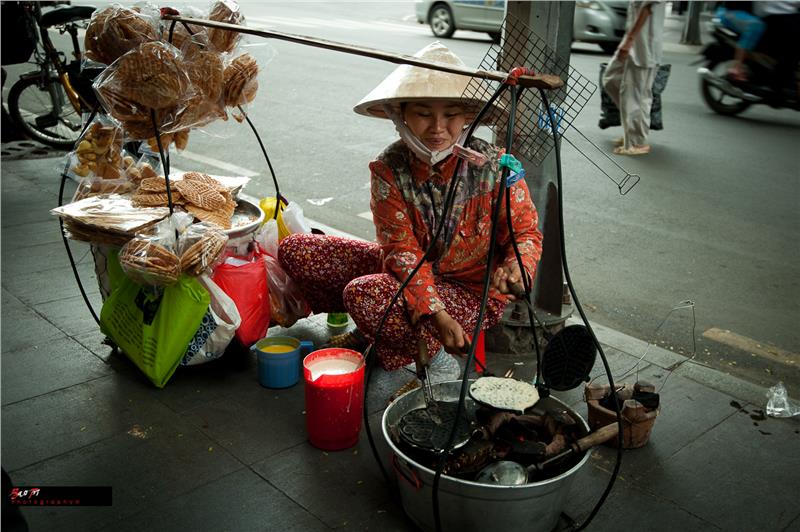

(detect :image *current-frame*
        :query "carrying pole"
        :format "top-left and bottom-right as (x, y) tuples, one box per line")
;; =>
(161, 12), (563, 90)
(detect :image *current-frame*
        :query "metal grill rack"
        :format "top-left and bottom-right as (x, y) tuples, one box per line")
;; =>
(461, 14), (597, 166)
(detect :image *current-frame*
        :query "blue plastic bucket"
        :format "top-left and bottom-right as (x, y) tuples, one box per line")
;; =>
(252, 336), (313, 389)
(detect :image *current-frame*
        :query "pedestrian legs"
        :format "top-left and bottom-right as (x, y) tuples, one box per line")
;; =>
(619, 63), (656, 149)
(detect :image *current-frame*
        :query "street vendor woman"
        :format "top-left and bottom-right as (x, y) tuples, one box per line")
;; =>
(279, 42), (542, 373)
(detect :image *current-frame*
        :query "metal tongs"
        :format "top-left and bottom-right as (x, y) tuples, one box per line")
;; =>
(416, 336), (442, 425)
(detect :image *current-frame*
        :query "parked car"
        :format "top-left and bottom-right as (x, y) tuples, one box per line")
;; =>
(414, 0), (629, 53)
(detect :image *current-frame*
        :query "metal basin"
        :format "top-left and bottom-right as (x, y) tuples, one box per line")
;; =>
(382, 380), (590, 532)
(227, 194), (264, 240)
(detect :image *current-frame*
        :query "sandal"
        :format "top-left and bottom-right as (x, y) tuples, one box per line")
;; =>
(613, 144), (651, 156)
(613, 137), (624, 147)
(325, 328), (368, 351)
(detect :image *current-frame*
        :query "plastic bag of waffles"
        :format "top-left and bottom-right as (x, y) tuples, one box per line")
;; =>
(93, 39), (198, 139)
(176, 222), (229, 277)
(118, 212), (193, 286)
(84, 4), (161, 66)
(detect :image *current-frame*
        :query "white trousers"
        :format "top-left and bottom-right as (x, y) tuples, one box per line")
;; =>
(602, 54), (657, 149)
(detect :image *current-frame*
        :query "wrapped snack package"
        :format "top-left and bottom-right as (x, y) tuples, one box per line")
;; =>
(118, 236), (181, 286)
(207, 0), (245, 53)
(142, 39), (227, 151)
(84, 5), (159, 65)
(68, 116), (125, 180)
(117, 212), (193, 286)
(123, 152), (161, 185)
(94, 41), (195, 139)
(176, 222), (229, 276)
(223, 53), (259, 122)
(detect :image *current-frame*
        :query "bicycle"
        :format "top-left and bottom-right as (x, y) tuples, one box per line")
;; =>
(6, 1), (99, 149)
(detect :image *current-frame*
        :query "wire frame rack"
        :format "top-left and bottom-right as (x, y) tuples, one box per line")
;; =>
(462, 14), (597, 166)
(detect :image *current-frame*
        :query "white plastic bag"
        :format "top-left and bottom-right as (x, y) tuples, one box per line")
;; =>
(282, 201), (312, 235)
(181, 274), (241, 366)
(255, 218), (280, 259)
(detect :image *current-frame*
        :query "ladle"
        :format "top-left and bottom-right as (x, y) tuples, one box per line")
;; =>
(476, 423), (619, 486)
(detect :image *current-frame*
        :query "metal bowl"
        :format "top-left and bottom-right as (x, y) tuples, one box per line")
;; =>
(227, 194), (264, 240)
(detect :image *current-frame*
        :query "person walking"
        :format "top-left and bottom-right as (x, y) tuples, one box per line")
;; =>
(278, 42), (543, 378)
(602, 0), (666, 156)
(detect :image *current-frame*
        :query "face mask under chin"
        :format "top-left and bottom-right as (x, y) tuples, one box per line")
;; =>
(383, 104), (467, 166)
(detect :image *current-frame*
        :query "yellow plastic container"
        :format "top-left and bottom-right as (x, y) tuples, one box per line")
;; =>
(259, 196), (291, 240)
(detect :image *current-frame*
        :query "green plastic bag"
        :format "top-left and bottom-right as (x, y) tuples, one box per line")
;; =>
(100, 274), (210, 388)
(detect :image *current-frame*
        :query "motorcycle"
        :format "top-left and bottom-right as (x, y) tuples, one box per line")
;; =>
(697, 19), (800, 116)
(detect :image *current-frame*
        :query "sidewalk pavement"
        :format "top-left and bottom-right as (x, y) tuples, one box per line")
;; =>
(2, 150), (798, 532)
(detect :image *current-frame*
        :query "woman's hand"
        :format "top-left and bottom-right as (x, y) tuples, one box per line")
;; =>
(491, 262), (525, 299)
(431, 310), (470, 356)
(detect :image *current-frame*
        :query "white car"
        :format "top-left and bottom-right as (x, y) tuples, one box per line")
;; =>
(414, 0), (629, 53)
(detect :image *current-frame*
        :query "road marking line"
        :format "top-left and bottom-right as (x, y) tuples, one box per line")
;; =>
(356, 211), (373, 221)
(174, 150), (259, 177)
(303, 217), (366, 241)
(248, 16), (317, 29)
(703, 328), (799, 367)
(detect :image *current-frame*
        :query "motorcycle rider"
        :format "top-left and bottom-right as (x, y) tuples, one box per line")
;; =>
(754, 1), (800, 102)
(714, 2), (765, 81)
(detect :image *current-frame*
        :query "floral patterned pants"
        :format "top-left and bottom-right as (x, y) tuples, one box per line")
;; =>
(278, 234), (505, 370)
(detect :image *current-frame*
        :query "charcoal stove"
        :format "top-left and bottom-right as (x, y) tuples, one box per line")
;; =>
(383, 380), (591, 532)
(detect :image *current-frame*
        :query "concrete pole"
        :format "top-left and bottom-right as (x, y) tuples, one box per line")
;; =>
(504, 1), (574, 320)
(484, 1), (575, 371)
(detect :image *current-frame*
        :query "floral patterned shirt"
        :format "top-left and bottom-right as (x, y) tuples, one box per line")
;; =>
(369, 138), (543, 320)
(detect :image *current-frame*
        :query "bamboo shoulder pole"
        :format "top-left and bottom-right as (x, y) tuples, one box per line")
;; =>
(161, 14), (563, 90)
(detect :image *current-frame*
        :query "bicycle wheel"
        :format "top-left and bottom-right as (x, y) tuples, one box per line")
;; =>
(8, 75), (82, 149)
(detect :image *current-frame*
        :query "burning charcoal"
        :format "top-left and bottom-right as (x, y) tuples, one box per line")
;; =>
(544, 433), (567, 457)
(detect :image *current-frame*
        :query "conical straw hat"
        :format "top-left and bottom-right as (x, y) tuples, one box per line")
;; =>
(353, 42), (501, 122)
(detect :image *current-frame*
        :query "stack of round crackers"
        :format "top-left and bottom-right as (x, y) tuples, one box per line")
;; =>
(179, 229), (229, 276)
(130, 173), (236, 230)
(119, 237), (181, 286)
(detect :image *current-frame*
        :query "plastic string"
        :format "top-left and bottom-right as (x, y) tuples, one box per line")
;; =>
(58, 106), (102, 326)
(149, 110), (175, 216)
(587, 299), (697, 388)
(538, 89), (622, 532)
(431, 83), (517, 532)
(654, 301), (697, 393)
(238, 105), (283, 219)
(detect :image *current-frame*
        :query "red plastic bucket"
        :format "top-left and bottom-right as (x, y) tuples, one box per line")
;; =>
(303, 348), (364, 451)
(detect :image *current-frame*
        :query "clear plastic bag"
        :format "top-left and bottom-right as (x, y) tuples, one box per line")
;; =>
(117, 212), (194, 286)
(765, 382), (800, 418)
(263, 253), (310, 328)
(67, 115), (125, 180)
(84, 5), (160, 66)
(176, 222), (229, 276)
(223, 52), (259, 122)
(93, 41), (197, 139)
(118, 236), (181, 287)
(207, 0), (245, 54)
